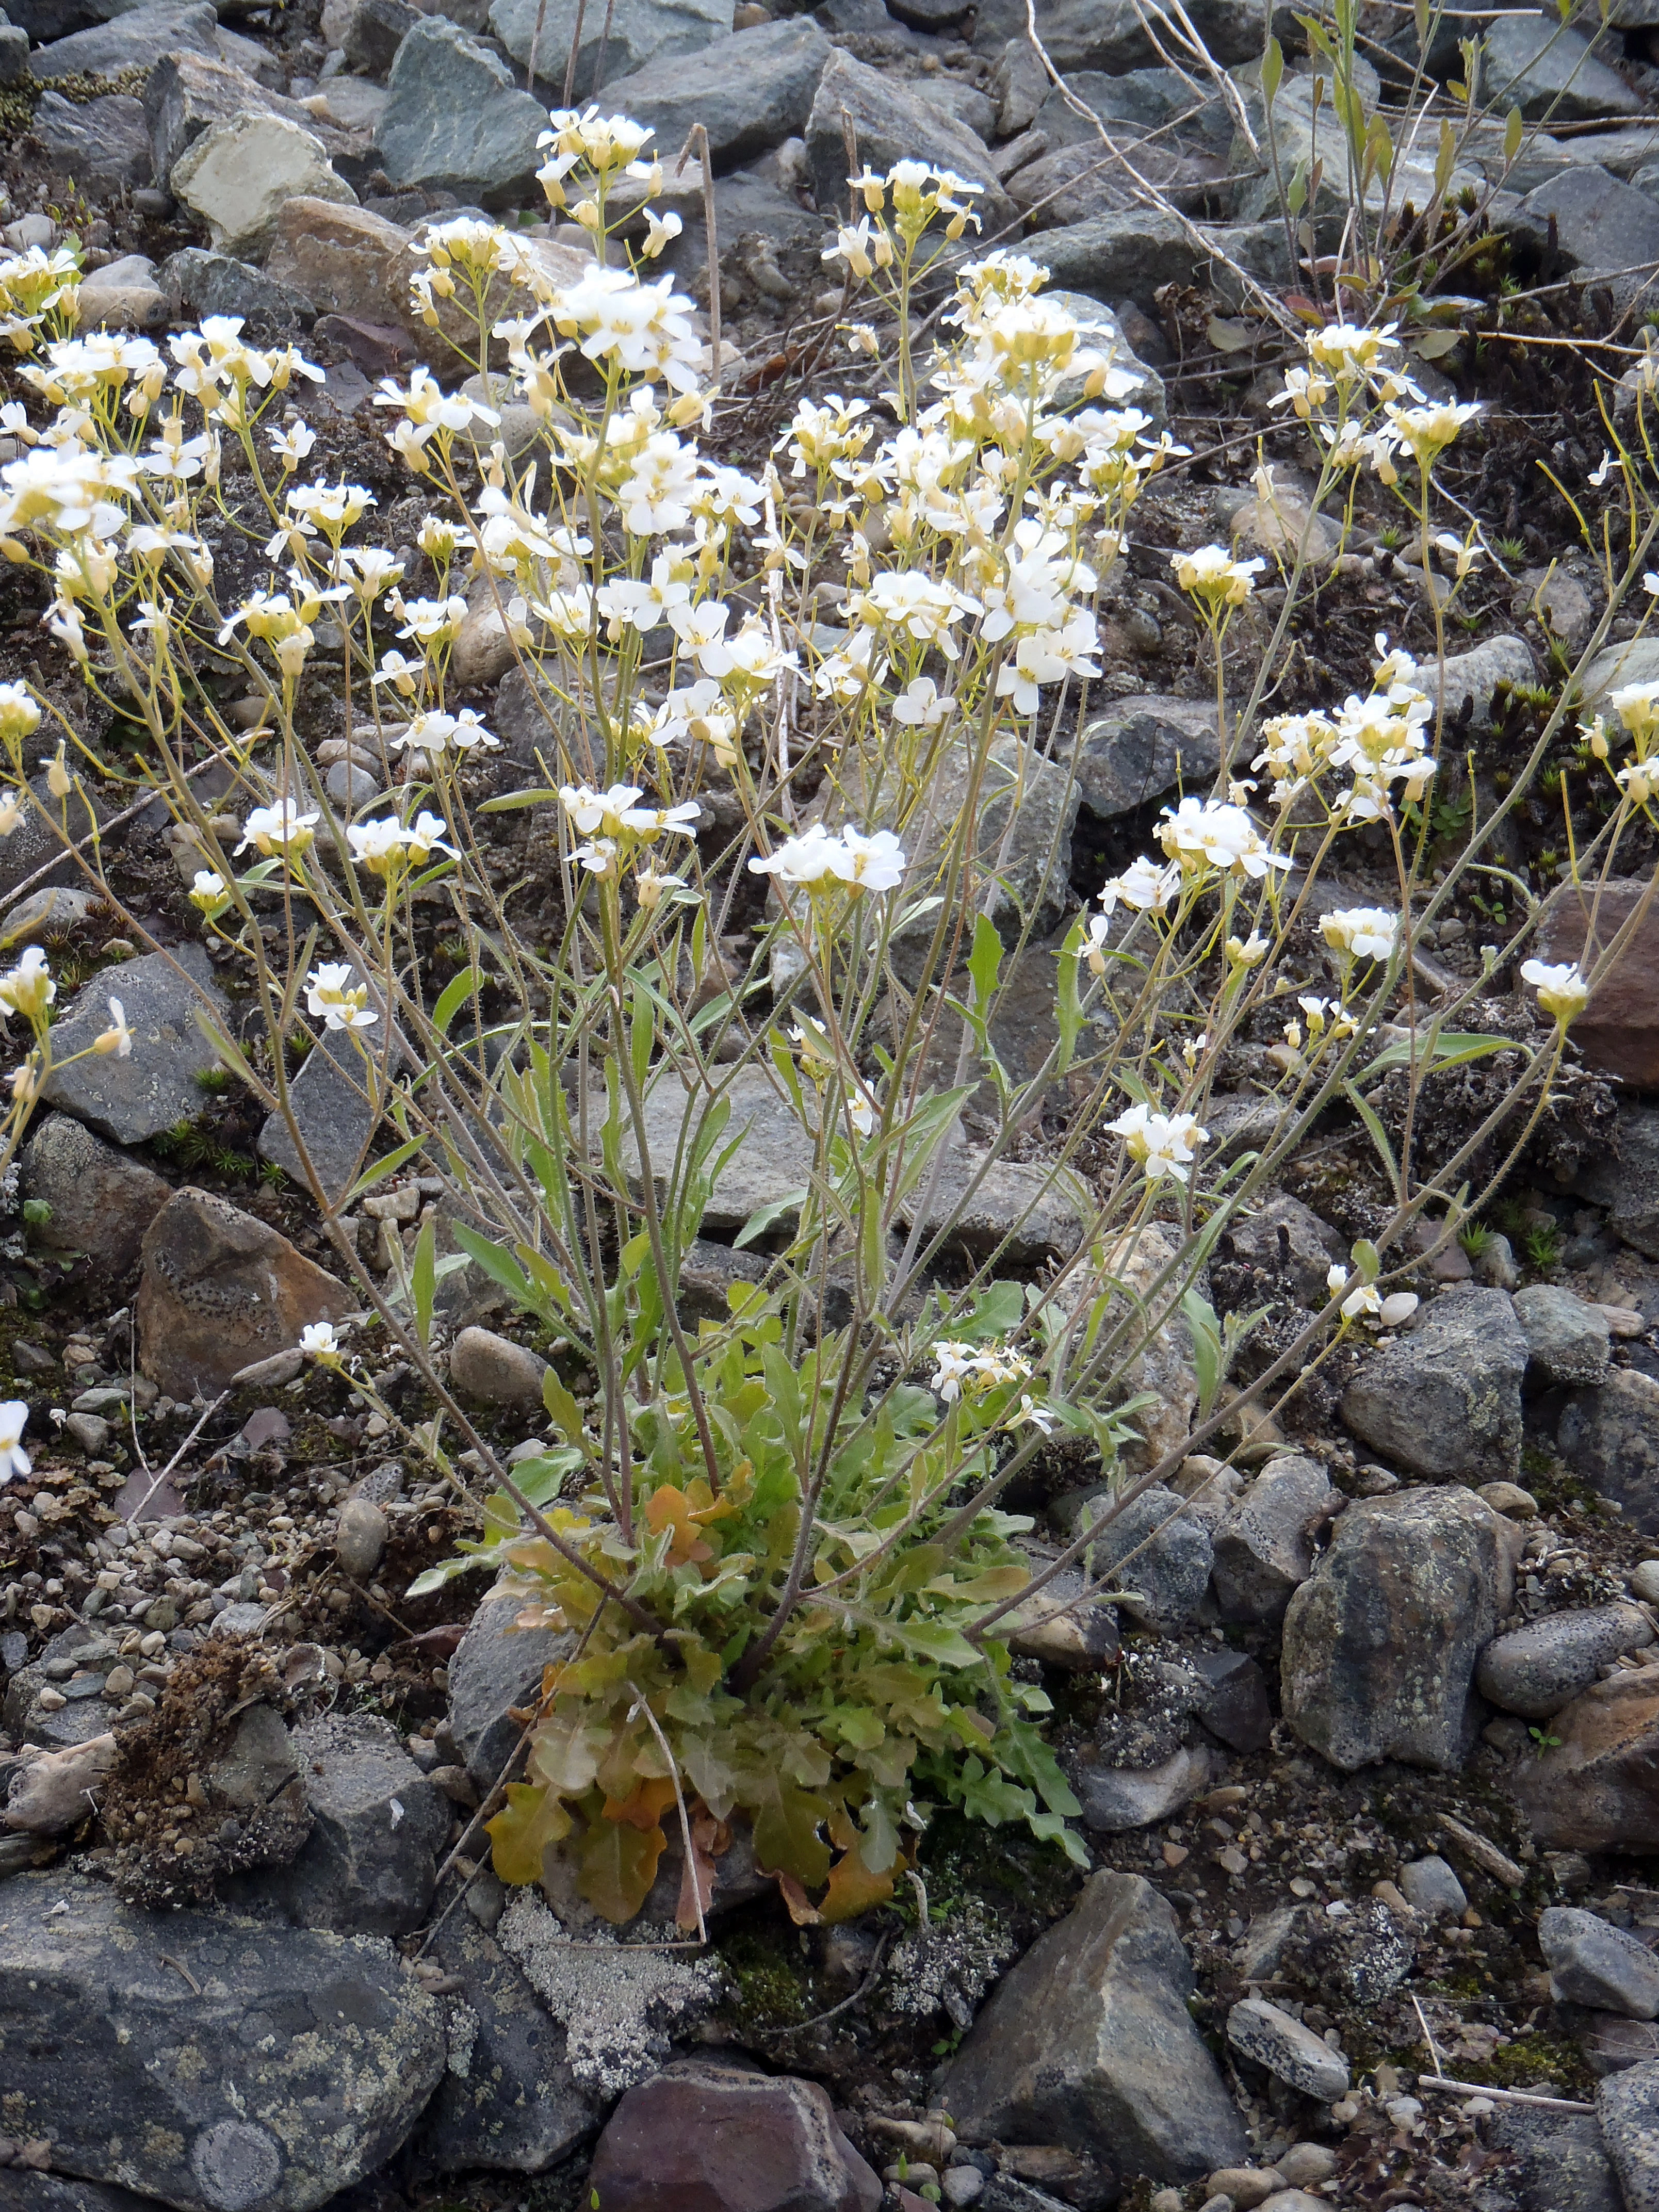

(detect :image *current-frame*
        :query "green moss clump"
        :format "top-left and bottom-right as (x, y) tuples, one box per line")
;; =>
(714, 1921), (816, 2032)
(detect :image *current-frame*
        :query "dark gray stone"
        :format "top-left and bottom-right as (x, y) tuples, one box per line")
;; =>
(595, 16), (830, 168)
(21, 1113), (172, 1277)
(1086, 1483), (1213, 1633)
(1484, 15), (1640, 120)
(32, 90), (152, 188)
(1488, 2105), (1622, 2212)
(1560, 1368), (1659, 1534)
(942, 1869), (1247, 2183)
(1281, 1485), (1519, 1771)
(0, 1869), (446, 2212)
(1340, 1286), (1528, 1482)
(1507, 166), (1659, 299)
(1037, 67), (1231, 152)
(1541, 1907), (1659, 2019)
(0, 1628), (121, 1752)
(0, 2179), (171, 2212)
(145, 52), (281, 183)
(1570, 1103), (1659, 1259)
(1477, 1603), (1654, 1720)
(1599, 2056), (1659, 2211)
(1399, 1855), (1467, 1917)
(380, 18), (551, 206)
(344, 0), (415, 72)
(1074, 694), (1219, 819)
(1219, 1191), (1346, 1309)
(1031, 0), (1263, 70)
(41, 943), (231, 1147)
(257, 1024), (380, 1208)
(489, 0), (732, 89)
(1013, 208), (1205, 310)
(415, 1902), (597, 2173)
(1211, 1453), (1336, 1624)
(162, 248), (315, 328)
(1227, 1995), (1351, 2099)
(448, 1584), (570, 1795)
(1514, 1283), (1612, 1387)
(1072, 1742), (1211, 1832)
(1188, 1647), (1272, 1752)
(804, 50), (1013, 229)
(30, 0), (217, 77)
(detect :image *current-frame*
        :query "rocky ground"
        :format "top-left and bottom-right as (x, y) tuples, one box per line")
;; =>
(9, 0), (1659, 2210)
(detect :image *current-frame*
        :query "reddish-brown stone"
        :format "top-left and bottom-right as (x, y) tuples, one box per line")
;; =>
(588, 2062), (882, 2212)
(1537, 876), (1659, 1087)
(1514, 1669), (1659, 1850)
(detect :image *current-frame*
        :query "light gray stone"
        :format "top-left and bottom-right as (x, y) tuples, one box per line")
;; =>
(173, 112), (355, 259)
(20, 1113), (171, 1277)
(0, 1869), (446, 2212)
(1487, 2104), (1622, 2212)
(804, 50), (1013, 230)
(943, 1870), (1247, 2182)
(1484, 14), (1641, 121)
(1560, 1367), (1659, 1534)
(449, 1324), (549, 1411)
(1281, 1485), (1519, 1771)
(1419, 634), (1537, 733)
(1073, 694), (1218, 819)
(1227, 1995), (1351, 2099)
(1086, 1484), (1213, 1634)
(380, 17), (551, 206)
(1477, 1602), (1654, 1720)
(163, 247), (315, 328)
(489, 0), (731, 89)
(1541, 1906), (1659, 2018)
(1016, 207), (1206, 309)
(1505, 166), (1659, 300)
(1399, 1855), (1467, 1917)
(41, 942), (231, 1147)
(1072, 1742), (1211, 1833)
(1211, 1453), (1336, 1624)
(335, 1494), (387, 1577)
(594, 15), (829, 167)
(899, 1147), (1087, 1267)
(1340, 1285), (1528, 1483)
(1600, 2055), (1659, 2209)
(1031, 0), (1262, 71)
(1514, 1282), (1612, 1387)
(448, 1583), (570, 1794)
(30, 0), (217, 76)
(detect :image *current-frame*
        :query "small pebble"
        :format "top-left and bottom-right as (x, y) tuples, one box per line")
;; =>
(1632, 1560), (1659, 1605)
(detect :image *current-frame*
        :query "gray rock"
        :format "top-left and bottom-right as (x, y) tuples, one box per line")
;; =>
(1477, 1603), (1654, 1720)
(1600, 2055), (1659, 2209)
(162, 246), (315, 328)
(145, 50), (285, 182)
(257, 1019), (385, 1208)
(1017, 206), (1206, 309)
(32, 90), (152, 188)
(414, 1902), (597, 2172)
(898, 1147), (1086, 1267)
(619, 1063), (812, 1237)
(380, 18), (551, 206)
(1281, 1485), (1519, 1770)
(589, 2060), (881, 2212)
(489, 0), (731, 88)
(1227, 1995), (1351, 2099)
(1040, 289), (1167, 420)
(1541, 1907), (1659, 2018)
(41, 943), (231, 1148)
(1031, 0), (1261, 70)
(1340, 1285), (1528, 1482)
(344, 0), (415, 71)
(20, 1113), (171, 1277)
(1487, 2105), (1622, 2212)
(1636, 1562), (1659, 1604)
(1420, 633), (1537, 733)
(0, 1869), (446, 2212)
(595, 15), (829, 167)
(1185, 1646), (1273, 1752)
(1211, 1453), (1336, 1624)
(30, 0), (218, 76)
(804, 51), (1013, 230)
(0, 2178), (170, 2212)
(1560, 1368), (1659, 1533)
(231, 1712), (449, 1938)
(1, 1628), (125, 1751)
(1570, 1103), (1659, 1259)
(1484, 14), (1641, 120)
(449, 1324), (549, 1411)
(913, 73), (999, 140)
(1073, 694), (1218, 819)
(942, 1869), (1247, 2182)
(1087, 1484), (1213, 1633)
(1514, 1283), (1612, 1387)
(448, 1583), (570, 1793)
(0, 772), (109, 910)
(1219, 1191), (1346, 1309)
(335, 1494), (387, 1577)
(1399, 1855), (1467, 1917)
(1507, 166), (1659, 299)
(1072, 1742), (1211, 1832)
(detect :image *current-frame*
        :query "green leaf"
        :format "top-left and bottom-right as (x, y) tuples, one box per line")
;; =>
(404, 1551), (491, 1599)
(744, 1770), (832, 1889)
(1344, 1082), (1401, 1198)
(411, 1214), (437, 1349)
(1362, 1030), (1514, 1074)
(542, 1365), (588, 1447)
(1056, 915), (1086, 1074)
(1412, 328), (1462, 360)
(734, 1187), (808, 1248)
(967, 911), (1003, 1015)
(1261, 32), (1283, 99)
(449, 1220), (541, 1311)
(1178, 1284), (1225, 1422)
(1504, 103), (1523, 164)
(1434, 116), (1455, 197)
(344, 1134), (429, 1208)
(432, 966), (485, 1038)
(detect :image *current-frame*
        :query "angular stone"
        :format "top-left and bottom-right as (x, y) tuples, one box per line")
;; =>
(1086, 1483), (1212, 1633)
(1508, 166), (1659, 300)
(414, 1900), (596, 2173)
(1072, 1741), (1211, 1832)
(1420, 633), (1537, 733)
(1570, 1103), (1659, 1261)
(1488, 2104), (1622, 2212)
(617, 1063), (814, 1238)
(1074, 694), (1218, 819)
(1541, 1907), (1659, 2018)
(163, 247), (316, 328)
(1538, 879), (1659, 1090)
(1559, 1367), (1659, 1533)
(1281, 1485), (1518, 1771)
(77, 253), (167, 330)
(589, 2060), (881, 2212)
(1021, 207), (1207, 308)
(33, 90), (151, 189)
(1218, 1191), (1346, 1310)
(173, 112), (356, 259)
(136, 1185), (351, 1397)
(380, 18), (551, 206)
(30, 0), (217, 77)
(1033, 0), (1262, 70)
(257, 1024), (382, 1208)
(1211, 1453), (1336, 1624)
(147, 52), (278, 181)
(489, 0), (732, 87)
(596, 15), (830, 167)
(0, 1869), (446, 2212)
(1484, 15), (1641, 120)
(1477, 1602), (1654, 1720)
(1599, 2057), (1659, 2210)
(449, 1324), (549, 1411)
(40, 942), (231, 1147)
(899, 1148), (1086, 1267)
(1516, 1672), (1659, 1850)
(1227, 1996), (1351, 2100)
(1188, 1647), (1273, 1752)
(804, 51), (1013, 230)
(1400, 1855), (1467, 1916)
(1514, 1283), (1612, 1387)
(942, 1869), (1247, 2183)
(1004, 1566), (1121, 1669)
(448, 1582), (570, 1793)
(344, 0), (415, 71)
(266, 197), (415, 333)
(1340, 1286), (1528, 1482)
(20, 1113), (171, 1277)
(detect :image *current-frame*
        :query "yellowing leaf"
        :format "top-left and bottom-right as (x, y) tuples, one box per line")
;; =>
(820, 1833), (896, 1924)
(578, 1814), (666, 1923)
(603, 1775), (678, 1830)
(486, 1782), (572, 1886)
(645, 1483), (716, 1568)
(773, 1868), (822, 1925)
